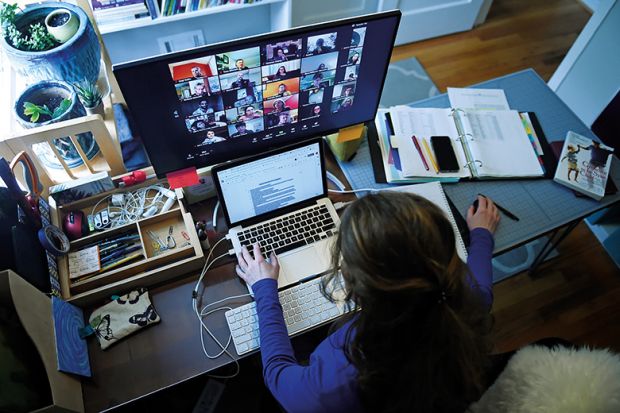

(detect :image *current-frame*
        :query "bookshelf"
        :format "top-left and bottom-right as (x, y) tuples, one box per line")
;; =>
(99, 0), (292, 63)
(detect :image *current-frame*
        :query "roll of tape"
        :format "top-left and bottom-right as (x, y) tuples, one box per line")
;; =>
(38, 225), (70, 257)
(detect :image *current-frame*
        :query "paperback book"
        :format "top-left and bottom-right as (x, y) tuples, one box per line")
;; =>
(553, 131), (615, 201)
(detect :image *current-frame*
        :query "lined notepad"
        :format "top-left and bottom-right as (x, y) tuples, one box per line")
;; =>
(384, 182), (468, 262)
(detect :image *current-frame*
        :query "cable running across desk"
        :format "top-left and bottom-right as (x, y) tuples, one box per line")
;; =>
(192, 237), (250, 379)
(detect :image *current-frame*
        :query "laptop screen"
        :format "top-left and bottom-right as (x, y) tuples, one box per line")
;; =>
(215, 140), (325, 226)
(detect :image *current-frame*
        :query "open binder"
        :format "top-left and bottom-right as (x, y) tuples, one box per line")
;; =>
(373, 106), (556, 183)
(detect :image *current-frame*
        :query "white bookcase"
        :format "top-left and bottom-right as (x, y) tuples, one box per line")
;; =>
(101, 0), (291, 64)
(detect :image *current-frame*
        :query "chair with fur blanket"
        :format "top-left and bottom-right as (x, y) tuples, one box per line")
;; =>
(470, 345), (620, 413)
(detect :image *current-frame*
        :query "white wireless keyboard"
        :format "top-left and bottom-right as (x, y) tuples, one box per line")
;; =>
(225, 276), (349, 355)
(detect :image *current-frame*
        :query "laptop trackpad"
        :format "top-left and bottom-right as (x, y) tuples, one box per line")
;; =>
(278, 247), (326, 288)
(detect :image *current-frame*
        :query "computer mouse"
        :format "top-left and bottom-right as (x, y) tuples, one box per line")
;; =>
(472, 198), (479, 213)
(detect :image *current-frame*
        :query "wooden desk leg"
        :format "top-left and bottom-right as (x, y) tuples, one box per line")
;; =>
(528, 220), (581, 276)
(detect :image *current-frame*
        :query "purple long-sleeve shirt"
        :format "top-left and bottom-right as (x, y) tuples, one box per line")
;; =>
(252, 227), (494, 413)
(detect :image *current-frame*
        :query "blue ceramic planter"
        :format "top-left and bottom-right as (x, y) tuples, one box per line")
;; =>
(1, 2), (101, 84)
(15, 80), (100, 169)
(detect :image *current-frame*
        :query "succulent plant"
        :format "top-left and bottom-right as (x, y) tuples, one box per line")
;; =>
(73, 80), (103, 109)
(23, 98), (71, 123)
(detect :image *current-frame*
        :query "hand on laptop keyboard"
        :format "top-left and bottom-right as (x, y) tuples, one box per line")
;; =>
(236, 243), (280, 287)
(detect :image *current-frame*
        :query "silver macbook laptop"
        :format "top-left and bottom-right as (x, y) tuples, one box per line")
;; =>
(212, 138), (340, 289)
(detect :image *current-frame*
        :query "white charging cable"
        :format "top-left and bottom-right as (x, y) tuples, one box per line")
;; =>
(192, 237), (250, 379)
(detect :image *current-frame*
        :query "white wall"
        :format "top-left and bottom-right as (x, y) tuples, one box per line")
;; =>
(548, 0), (620, 127)
(291, 0), (379, 27)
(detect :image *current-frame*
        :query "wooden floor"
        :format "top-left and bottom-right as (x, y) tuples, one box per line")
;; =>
(393, 0), (620, 353)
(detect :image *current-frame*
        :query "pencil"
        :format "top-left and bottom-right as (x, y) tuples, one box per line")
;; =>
(422, 138), (439, 173)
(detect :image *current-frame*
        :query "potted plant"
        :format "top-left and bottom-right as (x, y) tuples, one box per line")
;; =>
(73, 80), (104, 117)
(44, 8), (78, 44)
(14, 80), (100, 169)
(0, 2), (100, 85)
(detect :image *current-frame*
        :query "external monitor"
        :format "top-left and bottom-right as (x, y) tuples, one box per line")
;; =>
(113, 10), (401, 177)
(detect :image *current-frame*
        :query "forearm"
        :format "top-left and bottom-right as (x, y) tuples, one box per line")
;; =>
(466, 228), (495, 307)
(253, 279), (325, 412)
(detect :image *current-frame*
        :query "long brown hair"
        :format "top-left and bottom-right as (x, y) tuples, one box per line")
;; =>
(322, 192), (493, 413)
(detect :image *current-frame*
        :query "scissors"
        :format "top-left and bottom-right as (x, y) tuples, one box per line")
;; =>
(10, 151), (43, 211)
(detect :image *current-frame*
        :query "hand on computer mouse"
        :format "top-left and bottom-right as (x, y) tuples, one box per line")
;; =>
(466, 195), (500, 234)
(236, 243), (279, 286)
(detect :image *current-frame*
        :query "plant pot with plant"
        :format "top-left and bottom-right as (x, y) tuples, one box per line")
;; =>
(14, 80), (100, 169)
(74, 80), (104, 117)
(44, 8), (78, 44)
(0, 1), (100, 84)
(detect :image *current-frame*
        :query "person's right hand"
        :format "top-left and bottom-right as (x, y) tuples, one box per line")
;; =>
(466, 195), (500, 234)
(235, 243), (280, 287)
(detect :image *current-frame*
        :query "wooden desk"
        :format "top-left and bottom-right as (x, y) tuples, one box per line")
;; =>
(81, 153), (352, 412)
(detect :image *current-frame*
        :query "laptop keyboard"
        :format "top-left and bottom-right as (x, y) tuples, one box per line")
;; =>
(237, 204), (336, 258)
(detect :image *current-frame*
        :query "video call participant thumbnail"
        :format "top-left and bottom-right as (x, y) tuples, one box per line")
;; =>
(300, 52), (339, 74)
(222, 85), (263, 109)
(169, 57), (217, 82)
(263, 78), (300, 100)
(266, 109), (298, 128)
(238, 105), (263, 122)
(228, 118), (264, 137)
(306, 33), (337, 55)
(216, 46), (261, 74)
(300, 70), (336, 91)
(301, 88), (325, 105)
(347, 48), (362, 65)
(185, 96), (224, 117)
(261, 60), (301, 82)
(331, 96), (354, 113)
(300, 104), (322, 120)
(263, 39), (302, 63)
(200, 128), (227, 145)
(344, 64), (359, 81)
(334, 82), (356, 97)
(350, 27), (366, 47)
(263, 94), (298, 114)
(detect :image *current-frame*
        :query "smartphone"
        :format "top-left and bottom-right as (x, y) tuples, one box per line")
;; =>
(430, 136), (460, 172)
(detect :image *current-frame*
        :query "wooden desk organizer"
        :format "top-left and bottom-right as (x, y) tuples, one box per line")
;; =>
(49, 180), (204, 306)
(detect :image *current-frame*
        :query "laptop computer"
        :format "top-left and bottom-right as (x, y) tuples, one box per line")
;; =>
(212, 138), (340, 289)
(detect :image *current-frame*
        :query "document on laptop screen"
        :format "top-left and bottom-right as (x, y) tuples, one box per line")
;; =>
(218, 142), (324, 224)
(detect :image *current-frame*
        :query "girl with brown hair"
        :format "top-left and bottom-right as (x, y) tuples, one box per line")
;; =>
(236, 192), (499, 412)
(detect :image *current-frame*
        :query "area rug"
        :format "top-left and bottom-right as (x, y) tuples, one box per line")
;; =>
(380, 57), (439, 108)
(355, 57), (557, 283)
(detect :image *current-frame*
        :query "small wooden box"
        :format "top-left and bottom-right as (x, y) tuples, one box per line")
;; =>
(49, 181), (204, 307)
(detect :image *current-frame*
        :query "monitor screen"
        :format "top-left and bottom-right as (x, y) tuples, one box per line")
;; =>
(113, 11), (401, 177)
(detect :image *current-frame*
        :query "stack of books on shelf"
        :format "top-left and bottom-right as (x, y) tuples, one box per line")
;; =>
(372, 88), (555, 184)
(89, 0), (151, 26)
(159, 0), (259, 18)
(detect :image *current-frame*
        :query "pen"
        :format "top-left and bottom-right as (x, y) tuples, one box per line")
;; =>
(100, 245), (142, 265)
(411, 135), (429, 171)
(422, 138), (439, 173)
(478, 193), (520, 221)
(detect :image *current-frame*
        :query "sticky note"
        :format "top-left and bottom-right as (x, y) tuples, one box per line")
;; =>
(337, 123), (365, 143)
(167, 167), (200, 189)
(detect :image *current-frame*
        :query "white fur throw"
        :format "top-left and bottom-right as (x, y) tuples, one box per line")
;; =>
(469, 345), (620, 413)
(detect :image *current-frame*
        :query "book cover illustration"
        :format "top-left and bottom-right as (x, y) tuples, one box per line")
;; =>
(553, 131), (614, 201)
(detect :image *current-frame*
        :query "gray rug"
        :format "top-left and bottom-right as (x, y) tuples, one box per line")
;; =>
(380, 57), (439, 108)
(379, 57), (557, 283)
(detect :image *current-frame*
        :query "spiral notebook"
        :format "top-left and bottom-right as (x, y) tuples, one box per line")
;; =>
(388, 106), (546, 180)
(384, 182), (468, 262)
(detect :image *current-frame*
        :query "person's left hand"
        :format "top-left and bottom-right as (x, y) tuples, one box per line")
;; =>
(235, 243), (279, 287)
